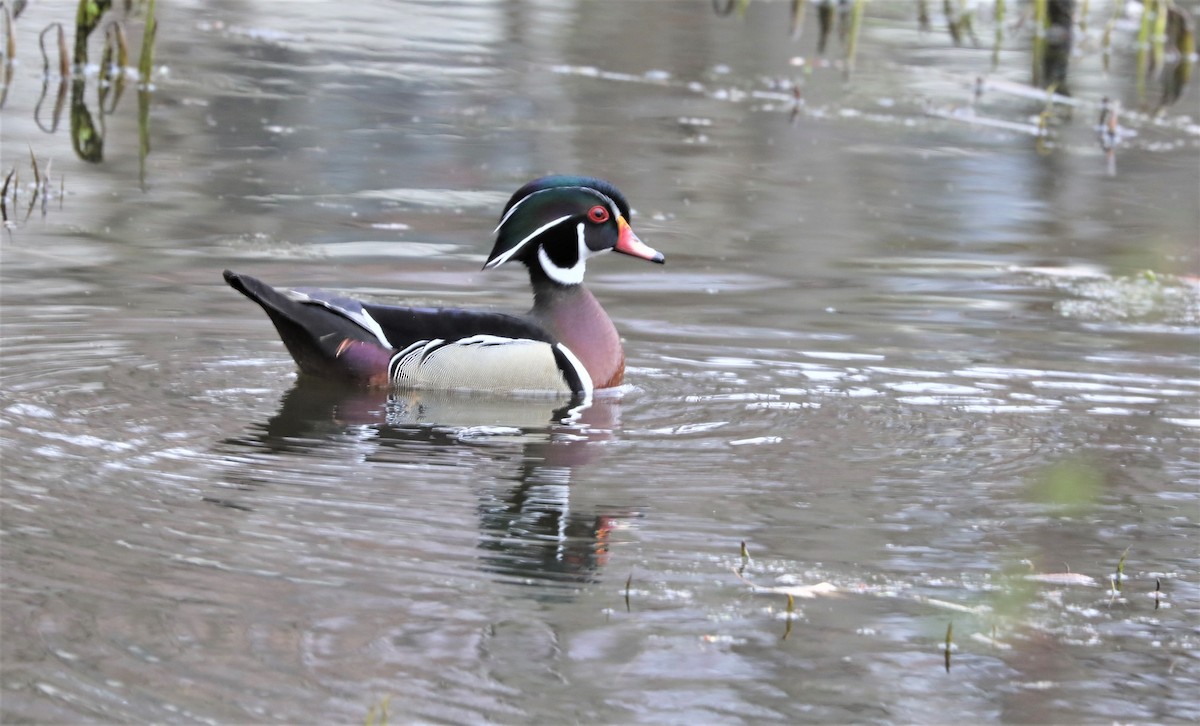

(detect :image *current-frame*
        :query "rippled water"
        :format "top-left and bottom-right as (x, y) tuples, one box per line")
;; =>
(2, 0), (1198, 723)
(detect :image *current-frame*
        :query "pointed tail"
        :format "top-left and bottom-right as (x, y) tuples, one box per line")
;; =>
(223, 270), (392, 385)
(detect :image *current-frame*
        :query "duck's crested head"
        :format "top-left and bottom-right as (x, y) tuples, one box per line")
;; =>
(501, 175), (633, 220)
(484, 176), (663, 286)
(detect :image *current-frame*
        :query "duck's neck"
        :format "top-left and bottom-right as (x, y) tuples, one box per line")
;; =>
(529, 273), (624, 389)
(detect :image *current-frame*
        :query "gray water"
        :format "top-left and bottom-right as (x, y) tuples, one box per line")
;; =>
(2, 1), (1198, 723)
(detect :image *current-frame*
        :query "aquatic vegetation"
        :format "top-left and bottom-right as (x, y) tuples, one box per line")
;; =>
(729, 538), (1171, 677)
(721, 0), (1194, 105)
(364, 695), (390, 726)
(1040, 270), (1200, 325)
(0, 147), (65, 226)
(0, 0), (157, 170)
(710, 0), (1195, 170)
(1028, 458), (1105, 514)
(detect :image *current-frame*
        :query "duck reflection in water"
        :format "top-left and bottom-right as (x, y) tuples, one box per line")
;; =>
(216, 378), (634, 588)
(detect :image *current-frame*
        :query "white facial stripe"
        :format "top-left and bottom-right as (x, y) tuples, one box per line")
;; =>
(486, 213), (574, 269)
(493, 193), (530, 234)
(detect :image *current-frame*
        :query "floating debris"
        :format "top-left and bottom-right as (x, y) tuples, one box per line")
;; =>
(969, 631), (1013, 650)
(1023, 572), (1098, 586)
(732, 567), (838, 598)
(912, 595), (992, 615)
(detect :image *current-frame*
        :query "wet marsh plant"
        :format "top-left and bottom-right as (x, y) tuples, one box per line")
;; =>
(0, 2), (12, 107)
(716, 0), (1195, 112)
(364, 696), (390, 726)
(1, 147), (66, 226)
(2, 0), (157, 173)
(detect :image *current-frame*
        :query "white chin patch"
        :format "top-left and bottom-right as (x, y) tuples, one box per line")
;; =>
(538, 245), (585, 285)
(537, 221), (596, 286)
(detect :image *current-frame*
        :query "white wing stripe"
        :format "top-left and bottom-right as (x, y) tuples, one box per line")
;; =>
(285, 289), (393, 348)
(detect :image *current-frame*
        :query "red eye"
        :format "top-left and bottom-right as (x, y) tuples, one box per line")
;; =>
(587, 205), (610, 224)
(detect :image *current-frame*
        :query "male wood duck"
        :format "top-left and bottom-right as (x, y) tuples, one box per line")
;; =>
(224, 175), (664, 398)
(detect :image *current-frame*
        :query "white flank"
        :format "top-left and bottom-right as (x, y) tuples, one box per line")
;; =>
(388, 335), (585, 396)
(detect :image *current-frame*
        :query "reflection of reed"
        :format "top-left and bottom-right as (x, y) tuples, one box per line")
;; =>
(0, 3), (11, 109)
(717, 0), (1195, 111)
(32, 22), (69, 132)
(1, 0), (156, 171)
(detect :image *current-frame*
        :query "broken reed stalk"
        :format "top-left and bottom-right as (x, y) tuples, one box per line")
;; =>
(780, 592), (796, 641)
(944, 621), (953, 673)
(1114, 546), (1130, 593)
(27, 146), (40, 188)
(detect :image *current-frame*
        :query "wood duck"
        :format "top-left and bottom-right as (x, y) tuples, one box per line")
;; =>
(224, 175), (664, 398)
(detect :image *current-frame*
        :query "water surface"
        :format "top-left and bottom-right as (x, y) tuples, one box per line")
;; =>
(2, 1), (1198, 722)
